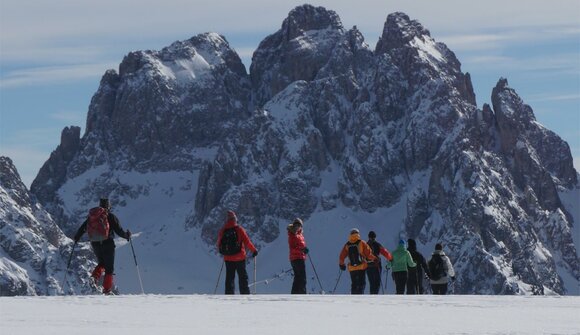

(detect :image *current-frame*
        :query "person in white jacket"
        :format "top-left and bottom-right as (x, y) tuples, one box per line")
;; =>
(428, 243), (455, 294)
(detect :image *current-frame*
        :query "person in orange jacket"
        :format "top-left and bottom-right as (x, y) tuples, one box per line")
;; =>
(217, 210), (258, 294)
(366, 231), (393, 294)
(287, 218), (308, 294)
(339, 228), (377, 294)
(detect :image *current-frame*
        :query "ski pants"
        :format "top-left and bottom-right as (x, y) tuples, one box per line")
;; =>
(431, 283), (448, 295)
(392, 270), (408, 294)
(291, 259), (307, 294)
(225, 260), (250, 294)
(349, 269), (366, 294)
(91, 240), (116, 275)
(366, 265), (382, 294)
(406, 267), (418, 294)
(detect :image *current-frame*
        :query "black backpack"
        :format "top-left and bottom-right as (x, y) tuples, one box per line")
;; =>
(368, 240), (381, 257)
(347, 241), (362, 266)
(428, 254), (446, 280)
(219, 227), (241, 255)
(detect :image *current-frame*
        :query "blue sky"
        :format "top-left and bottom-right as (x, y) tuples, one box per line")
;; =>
(1, 0), (579, 187)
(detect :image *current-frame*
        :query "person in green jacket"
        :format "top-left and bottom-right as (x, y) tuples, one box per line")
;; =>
(388, 239), (416, 294)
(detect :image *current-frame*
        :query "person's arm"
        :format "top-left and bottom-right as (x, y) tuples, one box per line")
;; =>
(445, 256), (455, 278)
(240, 227), (257, 254)
(339, 245), (347, 267)
(406, 251), (417, 268)
(109, 213), (130, 240)
(380, 247), (393, 261)
(363, 242), (377, 262)
(74, 220), (88, 242)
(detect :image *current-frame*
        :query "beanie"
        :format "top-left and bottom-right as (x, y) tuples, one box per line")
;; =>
(293, 218), (303, 227)
(399, 239), (406, 246)
(435, 243), (443, 251)
(368, 231), (376, 239)
(227, 210), (237, 221)
(407, 238), (417, 250)
(350, 228), (360, 235)
(99, 198), (111, 209)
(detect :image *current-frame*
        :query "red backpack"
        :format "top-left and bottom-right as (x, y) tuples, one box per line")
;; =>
(87, 207), (110, 242)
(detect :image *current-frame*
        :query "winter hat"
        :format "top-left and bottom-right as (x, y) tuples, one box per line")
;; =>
(368, 231), (376, 239)
(292, 218), (303, 227)
(435, 243), (443, 251)
(399, 239), (406, 246)
(99, 198), (111, 209)
(227, 210), (237, 221)
(407, 238), (417, 250)
(350, 228), (360, 235)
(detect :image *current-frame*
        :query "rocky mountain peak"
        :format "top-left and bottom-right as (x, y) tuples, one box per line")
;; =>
(282, 4), (344, 41)
(376, 12), (431, 51)
(491, 77), (536, 123)
(0, 157), (30, 207)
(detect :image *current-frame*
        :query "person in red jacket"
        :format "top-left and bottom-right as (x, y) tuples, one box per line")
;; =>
(217, 210), (258, 294)
(287, 218), (308, 294)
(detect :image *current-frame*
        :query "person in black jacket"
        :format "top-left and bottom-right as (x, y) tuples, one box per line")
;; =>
(74, 198), (130, 294)
(406, 238), (430, 294)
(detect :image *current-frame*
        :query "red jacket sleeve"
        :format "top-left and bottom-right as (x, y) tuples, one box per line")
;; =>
(380, 247), (393, 261)
(239, 227), (257, 253)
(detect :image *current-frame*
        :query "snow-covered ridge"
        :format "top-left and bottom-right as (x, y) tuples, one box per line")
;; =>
(13, 4), (580, 296)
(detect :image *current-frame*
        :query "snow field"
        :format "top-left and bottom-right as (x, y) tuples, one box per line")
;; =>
(1, 295), (579, 335)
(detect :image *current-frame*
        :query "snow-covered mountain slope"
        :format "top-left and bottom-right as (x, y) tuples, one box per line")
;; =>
(0, 157), (95, 295)
(2, 295), (579, 335)
(10, 5), (579, 295)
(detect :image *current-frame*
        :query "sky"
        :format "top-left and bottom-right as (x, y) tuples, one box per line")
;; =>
(1, 0), (579, 187)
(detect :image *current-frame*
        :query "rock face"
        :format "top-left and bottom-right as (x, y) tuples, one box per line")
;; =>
(20, 5), (579, 295)
(0, 157), (93, 296)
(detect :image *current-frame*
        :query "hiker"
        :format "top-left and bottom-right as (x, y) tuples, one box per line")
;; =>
(389, 239), (416, 294)
(366, 231), (393, 294)
(406, 238), (430, 294)
(287, 218), (308, 294)
(339, 228), (377, 294)
(428, 243), (455, 295)
(217, 210), (258, 295)
(74, 198), (131, 294)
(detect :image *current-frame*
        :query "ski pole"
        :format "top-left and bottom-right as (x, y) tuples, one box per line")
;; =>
(213, 260), (224, 294)
(307, 254), (325, 294)
(384, 267), (390, 293)
(253, 255), (257, 294)
(331, 269), (343, 294)
(61, 241), (77, 295)
(129, 238), (145, 294)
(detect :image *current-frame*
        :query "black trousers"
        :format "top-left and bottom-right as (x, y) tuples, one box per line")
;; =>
(406, 267), (418, 294)
(291, 259), (307, 294)
(225, 260), (250, 295)
(349, 270), (366, 294)
(91, 241), (115, 274)
(431, 283), (448, 295)
(366, 265), (382, 294)
(392, 270), (408, 294)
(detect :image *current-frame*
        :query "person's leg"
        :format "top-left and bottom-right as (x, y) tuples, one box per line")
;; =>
(224, 261), (236, 294)
(351, 270), (365, 294)
(101, 244), (116, 294)
(394, 271), (407, 294)
(291, 259), (306, 294)
(406, 273), (417, 294)
(236, 260), (250, 294)
(366, 267), (380, 294)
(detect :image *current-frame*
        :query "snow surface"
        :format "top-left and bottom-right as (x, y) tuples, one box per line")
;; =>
(1, 295), (578, 335)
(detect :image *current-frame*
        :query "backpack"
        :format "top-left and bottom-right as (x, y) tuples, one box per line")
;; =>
(87, 207), (110, 242)
(428, 254), (446, 280)
(219, 227), (241, 255)
(368, 240), (381, 257)
(347, 241), (362, 266)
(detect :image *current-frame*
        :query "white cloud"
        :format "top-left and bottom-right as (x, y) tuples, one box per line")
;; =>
(1, 62), (117, 88)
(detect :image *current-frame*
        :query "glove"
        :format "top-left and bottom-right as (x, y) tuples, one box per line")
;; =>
(339, 264), (346, 271)
(252, 251), (258, 258)
(451, 276), (456, 282)
(385, 262), (392, 270)
(126, 230), (131, 241)
(302, 247), (309, 255)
